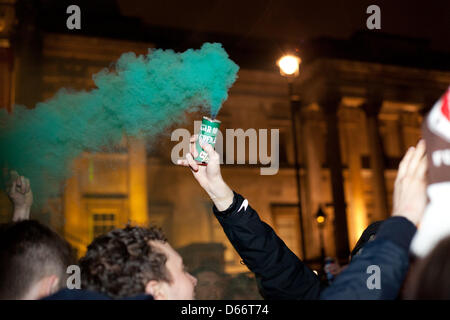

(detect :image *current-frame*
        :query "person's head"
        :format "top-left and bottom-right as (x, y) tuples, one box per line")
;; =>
(404, 235), (450, 299)
(192, 266), (227, 300)
(0, 220), (75, 300)
(224, 273), (262, 300)
(79, 225), (197, 300)
(349, 220), (383, 261)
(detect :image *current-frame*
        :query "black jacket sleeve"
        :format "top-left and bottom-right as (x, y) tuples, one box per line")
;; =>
(320, 216), (416, 300)
(213, 192), (321, 300)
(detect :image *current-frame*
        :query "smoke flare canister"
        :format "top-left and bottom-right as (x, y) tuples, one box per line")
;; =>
(195, 116), (221, 164)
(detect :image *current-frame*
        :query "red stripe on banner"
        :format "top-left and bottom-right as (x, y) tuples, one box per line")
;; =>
(441, 89), (450, 121)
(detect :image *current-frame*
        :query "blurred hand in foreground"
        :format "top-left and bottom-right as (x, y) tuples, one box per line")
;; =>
(392, 140), (427, 226)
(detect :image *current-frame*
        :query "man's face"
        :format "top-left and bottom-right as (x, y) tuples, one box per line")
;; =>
(149, 241), (197, 300)
(195, 271), (225, 300)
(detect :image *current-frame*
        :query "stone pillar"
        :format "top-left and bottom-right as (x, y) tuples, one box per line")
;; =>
(63, 159), (87, 254)
(128, 138), (149, 226)
(343, 111), (368, 247)
(319, 93), (350, 260)
(0, 0), (16, 112)
(362, 98), (389, 221)
(301, 106), (325, 259)
(13, 0), (43, 107)
(0, 47), (13, 111)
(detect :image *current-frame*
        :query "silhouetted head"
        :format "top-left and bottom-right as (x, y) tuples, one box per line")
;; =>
(0, 220), (75, 300)
(224, 273), (262, 300)
(192, 265), (227, 300)
(405, 235), (450, 299)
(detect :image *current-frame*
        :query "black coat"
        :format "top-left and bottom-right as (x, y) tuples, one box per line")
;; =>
(213, 192), (416, 300)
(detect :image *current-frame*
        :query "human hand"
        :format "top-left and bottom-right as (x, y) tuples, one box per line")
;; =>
(392, 140), (427, 226)
(7, 171), (33, 221)
(177, 135), (234, 211)
(324, 259), (343, 277)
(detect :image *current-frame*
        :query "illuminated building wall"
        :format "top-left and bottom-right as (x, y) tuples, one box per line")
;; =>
(1, 25), (449, 272)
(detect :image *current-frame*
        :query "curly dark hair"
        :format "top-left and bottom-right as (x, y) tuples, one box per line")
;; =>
(79, 225), (171, 299)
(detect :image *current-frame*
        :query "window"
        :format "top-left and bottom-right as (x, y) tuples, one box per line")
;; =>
(91, 213), (116, 239)
(84, 198), (125, 244)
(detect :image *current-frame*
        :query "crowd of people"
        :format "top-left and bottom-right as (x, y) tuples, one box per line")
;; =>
(1, 90), (450, 300)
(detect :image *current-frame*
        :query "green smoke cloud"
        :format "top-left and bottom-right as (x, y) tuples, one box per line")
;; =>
(0, 43), (239, 206)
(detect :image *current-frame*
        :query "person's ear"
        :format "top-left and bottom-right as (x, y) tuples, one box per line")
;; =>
(39, 275), (60, 299)
(145, 280), (167, 300)
(48, 275), (60, 295)
(28, 275), (60, 300)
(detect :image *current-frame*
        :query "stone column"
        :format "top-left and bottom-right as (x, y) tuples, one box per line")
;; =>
(362, 98), (389, 221)
(14, 0), (43, 107)
(301, 106), (325, 259)
(128, 138), (149, 226)
(0, 0), (16, 112)
(63, 159), (87, 254)
(343, 110), (368, 247)
(319, 93), (350, 260)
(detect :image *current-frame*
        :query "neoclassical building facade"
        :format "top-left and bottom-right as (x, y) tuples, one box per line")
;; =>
(1, 1), (449, 274)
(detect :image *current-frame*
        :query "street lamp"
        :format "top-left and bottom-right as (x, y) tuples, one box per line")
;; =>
(277, 55), (301, 78)
(277, 53), (306, 259)
(316, 206), (327, 260)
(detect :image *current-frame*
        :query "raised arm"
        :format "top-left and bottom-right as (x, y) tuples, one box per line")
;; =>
(321, 141), (427, 299)
(177, 136), (320, 299)
(6, 171), (33, 221)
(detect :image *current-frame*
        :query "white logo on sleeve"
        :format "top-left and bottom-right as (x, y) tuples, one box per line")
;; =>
(238, 199), (249, 213)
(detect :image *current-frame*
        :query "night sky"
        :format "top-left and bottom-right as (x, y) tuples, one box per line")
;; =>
(116, 0), (450, 53)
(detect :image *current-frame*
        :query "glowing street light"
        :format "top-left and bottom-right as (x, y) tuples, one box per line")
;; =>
(277, 54), (301, 78)
(317, 215), (325, 224)
(316, 207), (327, 226)
(277, 52), (306, 259)
(316, 206), (327, 260)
